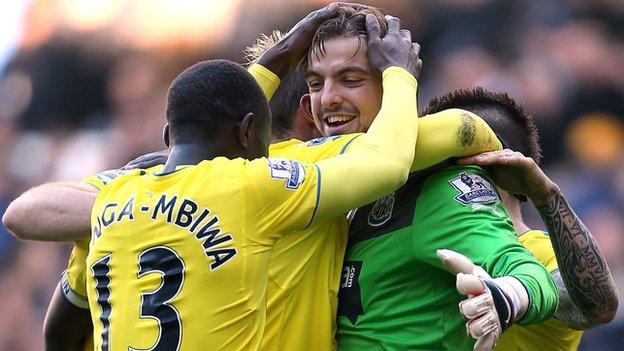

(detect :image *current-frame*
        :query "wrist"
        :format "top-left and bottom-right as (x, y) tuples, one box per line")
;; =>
(529, 181), (560, 206)
(491, 276), (529, 322)
(256, 42), (291, 79)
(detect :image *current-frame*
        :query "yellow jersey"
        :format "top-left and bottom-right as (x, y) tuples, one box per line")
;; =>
(496, 230), (582, 351)
(84, 158), (327, 351)
(263, 135), (359, 350)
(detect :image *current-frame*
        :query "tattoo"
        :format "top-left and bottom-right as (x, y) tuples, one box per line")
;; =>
(552, 269), (591, 330)
(458, 112), (476, 148)
(537, 189), (618, 328)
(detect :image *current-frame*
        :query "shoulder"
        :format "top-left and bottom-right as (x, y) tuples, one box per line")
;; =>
(422, 164), (494, 193)
(270, 134), (362, 159)
(417, 164), (503, 213)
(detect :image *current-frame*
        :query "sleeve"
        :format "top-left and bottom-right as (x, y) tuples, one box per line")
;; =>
(80, 169), (132, 191)
(410, 109), (502, 172)
(341, 108), (502, 173)
(60, 238), (90, 309)
(247, 67), (419, 236)
(411, 165), (558, 325)
(244, 157), (322, 237)
(248, 63), (280, 101)
(519, 230), (559, 272)
(269, 134), (363, 162)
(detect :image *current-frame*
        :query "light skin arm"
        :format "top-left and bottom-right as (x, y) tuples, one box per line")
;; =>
(44, 284), (92, 351)
(2, 182), (95, 242)
(459, 150), (619, 329)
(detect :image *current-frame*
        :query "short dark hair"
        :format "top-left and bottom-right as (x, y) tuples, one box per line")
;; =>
(306, 5), (387, 67)
(269, 66), (308, 140)
(422, 87), (541, 164)
(166, 59), (270, 144)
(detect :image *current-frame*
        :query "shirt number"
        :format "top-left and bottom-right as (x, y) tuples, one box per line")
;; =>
(92, 246), (185, 351)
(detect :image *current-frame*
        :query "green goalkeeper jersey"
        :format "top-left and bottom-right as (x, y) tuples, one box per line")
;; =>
(336, 165), (558, 351)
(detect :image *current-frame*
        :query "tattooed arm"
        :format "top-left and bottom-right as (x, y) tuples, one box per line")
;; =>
(536, 187), (618, 329)
(459, 149), (619, 330)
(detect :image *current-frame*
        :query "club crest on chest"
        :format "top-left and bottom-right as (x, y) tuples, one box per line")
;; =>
(367, 193), (395, 227)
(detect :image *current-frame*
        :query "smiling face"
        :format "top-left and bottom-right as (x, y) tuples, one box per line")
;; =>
(305, 36), (382, 136)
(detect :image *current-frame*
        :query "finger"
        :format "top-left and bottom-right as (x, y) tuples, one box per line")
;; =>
(457, 150), (502, 165)
(300, 2), (339, 28)
(412, 42), (420, 55)
(385, 15), (400, 34)
(457, 156), (477, 165)
(473, 331), (498, 351)
(366, 14), (381, 42)
(437, 249), (475, 275)
(466, 310), (499, 339)
(461, 153), (509, 166)
(459, 288), (493, 321)
(323, 2), (340, 16)
(400, 29), (412, 41)
(456, 273), (486, 297)
(334, 2), (371, 11)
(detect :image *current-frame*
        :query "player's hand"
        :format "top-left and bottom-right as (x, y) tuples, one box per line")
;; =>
(123, 150), (168, 170)
(256, 3), (340, 78)
(457, 149), (558, 205)
(366, 14), (422, 79)
(437, 249), (529, 351)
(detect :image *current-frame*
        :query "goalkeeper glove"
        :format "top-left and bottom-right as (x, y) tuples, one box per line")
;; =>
(436, 249), (529, 351)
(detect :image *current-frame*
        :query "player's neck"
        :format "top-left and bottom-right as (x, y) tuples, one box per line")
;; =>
(164, 143), (234, 172)
(500, 191), (532, 237)
(505, 201), (532, 237)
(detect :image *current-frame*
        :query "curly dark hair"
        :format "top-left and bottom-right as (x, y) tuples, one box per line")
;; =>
(422, 87), (542, 164)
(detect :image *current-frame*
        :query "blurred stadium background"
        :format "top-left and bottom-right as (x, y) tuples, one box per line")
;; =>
(0, 0), (623, 349)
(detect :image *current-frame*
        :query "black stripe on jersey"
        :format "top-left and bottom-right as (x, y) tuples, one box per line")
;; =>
(348, 162), (451, 247)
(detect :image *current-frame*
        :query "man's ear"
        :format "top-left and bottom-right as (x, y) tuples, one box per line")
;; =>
(300, 94), (315, 125)
(237, 112), (255, 148)
(162, 124), (170, 147)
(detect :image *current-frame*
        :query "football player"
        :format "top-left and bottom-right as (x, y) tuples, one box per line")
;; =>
(300, 7), (558, 351)
(423, 87), (618, 351)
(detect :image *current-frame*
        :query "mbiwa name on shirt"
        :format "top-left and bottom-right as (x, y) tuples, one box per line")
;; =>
(92, 194), (237, 270)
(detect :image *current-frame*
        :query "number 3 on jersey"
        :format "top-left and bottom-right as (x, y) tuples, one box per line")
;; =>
(92, 246), (185, 351)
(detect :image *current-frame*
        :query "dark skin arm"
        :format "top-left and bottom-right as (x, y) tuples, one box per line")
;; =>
(459, 150), (619, 329)
(44, 284), (92, 351)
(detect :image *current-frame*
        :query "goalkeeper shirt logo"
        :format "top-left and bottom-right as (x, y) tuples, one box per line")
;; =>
(338, 261), (364, 324)
(449, 172), (499, 206)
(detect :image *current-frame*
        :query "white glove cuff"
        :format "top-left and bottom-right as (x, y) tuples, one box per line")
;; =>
(492, 276), (529, 321)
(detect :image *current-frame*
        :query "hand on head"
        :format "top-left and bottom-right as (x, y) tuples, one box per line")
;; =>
(365, 14), (422, 78)
(457, 149), (558, 205)
(256, 3), (341, 78)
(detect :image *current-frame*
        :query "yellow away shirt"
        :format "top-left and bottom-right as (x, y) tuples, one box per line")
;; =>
(496, 230), (582, 351)
(263, 135), (359, 351)
(85, 158), (328, 351)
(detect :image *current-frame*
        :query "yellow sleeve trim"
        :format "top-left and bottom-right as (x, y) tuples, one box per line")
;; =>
(248, 63), (281, 101)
